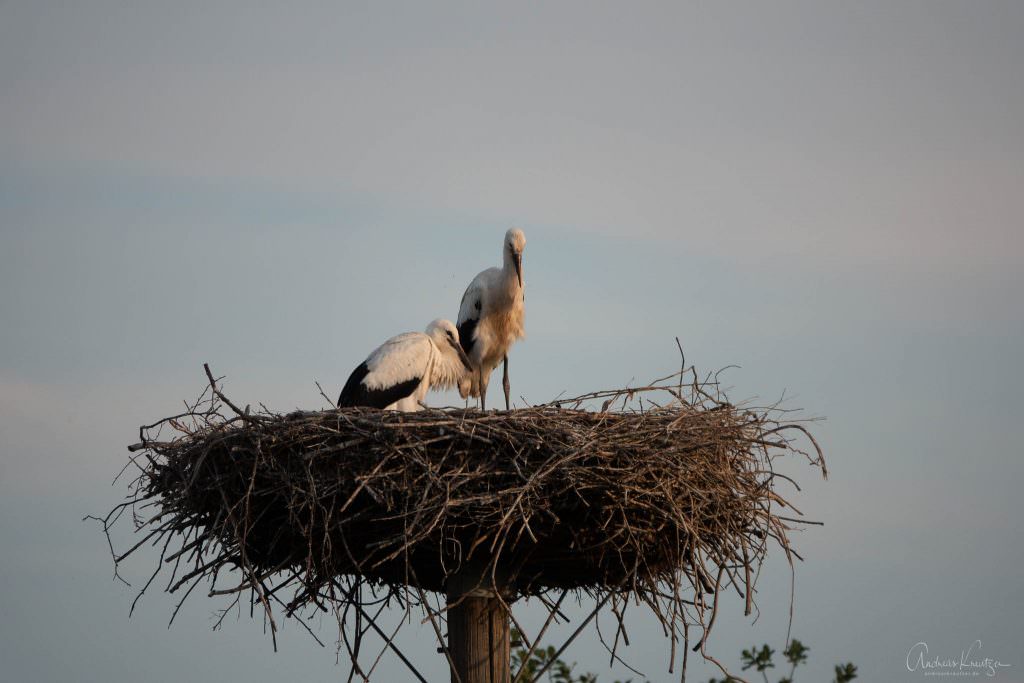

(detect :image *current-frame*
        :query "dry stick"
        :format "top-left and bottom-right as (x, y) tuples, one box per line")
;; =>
(351, 603), (429, 683)
(412, 581), (463, 683)
(698, 567), (742, 683)
(346, 579), (364, 683)
(130, 533), (174, 616)
(528, 593), (612, 683)
(507, 608), (533, 651)
(362, 597), (414, 682)
(594, 596), (645, 678)
(336, 582), (368, 681)
(741, 540), (753, 617)
(203, 363), (251, 419)
(511, 590), (569, 683)
(680, 619), (690, 683)
(354, 584), (399, 681)
(607, 595), (629, 661)
(314, 380), (336, 408)
(241, 444), (279, 651)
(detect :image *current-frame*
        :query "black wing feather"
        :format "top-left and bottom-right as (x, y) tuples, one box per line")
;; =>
(457, 317), (478, 356)
(337, 361), (422, 409)
(457, 292), (482, 356)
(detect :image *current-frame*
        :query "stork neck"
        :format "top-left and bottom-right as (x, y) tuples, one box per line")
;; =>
(502, 250), (521, 286)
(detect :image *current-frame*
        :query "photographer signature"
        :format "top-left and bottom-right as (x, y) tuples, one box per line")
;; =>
(907, 640), (1011, 678)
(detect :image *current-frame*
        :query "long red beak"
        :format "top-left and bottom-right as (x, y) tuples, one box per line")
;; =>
(514, 253), (522, 288)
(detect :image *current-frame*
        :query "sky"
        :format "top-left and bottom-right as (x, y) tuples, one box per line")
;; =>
(1, 2), (1022, 681)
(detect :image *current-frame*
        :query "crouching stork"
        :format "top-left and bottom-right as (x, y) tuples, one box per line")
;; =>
(338, 319), (472, 411)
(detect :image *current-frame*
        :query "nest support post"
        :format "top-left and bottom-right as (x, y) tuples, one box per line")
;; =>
(446, 565), (511, 683)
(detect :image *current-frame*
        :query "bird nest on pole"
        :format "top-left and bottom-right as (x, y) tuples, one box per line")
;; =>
(98, 359), (826, 680)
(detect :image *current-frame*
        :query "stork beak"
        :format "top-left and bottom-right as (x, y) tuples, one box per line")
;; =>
(514, 252), (523, 289)
(451, 338), (473, 372)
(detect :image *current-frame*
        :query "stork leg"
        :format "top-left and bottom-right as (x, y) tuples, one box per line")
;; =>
(478, 367), (487, 411)
(502, 355), (510, 411)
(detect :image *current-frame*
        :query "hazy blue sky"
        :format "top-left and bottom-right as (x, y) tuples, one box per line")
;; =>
(2, 2), (1022, 681)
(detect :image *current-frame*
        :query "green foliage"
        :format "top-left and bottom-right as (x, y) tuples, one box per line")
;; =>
(833, 662), (858, 683)
(783, 639), (809, 668)
(511, 628), (600, 683)
(510, 628), (855, 683)
(709, 638), (856, 683)
(741, 644), (776, 673)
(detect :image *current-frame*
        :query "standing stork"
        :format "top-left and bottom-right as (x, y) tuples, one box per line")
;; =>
(338, 319), (472, 411)
(457, 228), (526, 410)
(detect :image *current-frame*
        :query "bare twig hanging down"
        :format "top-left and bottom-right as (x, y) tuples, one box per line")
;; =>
(97, 360), (826, 679)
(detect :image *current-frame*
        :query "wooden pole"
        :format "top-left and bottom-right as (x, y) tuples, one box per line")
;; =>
(447, 568), (510, 683)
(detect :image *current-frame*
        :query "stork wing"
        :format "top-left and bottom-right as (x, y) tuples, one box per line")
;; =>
(457, 273), (486, 356)
(337, 333), (430, 408)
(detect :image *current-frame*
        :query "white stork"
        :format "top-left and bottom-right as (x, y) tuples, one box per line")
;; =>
(457, 228), (526, 410)
(338, 319), (473, 411)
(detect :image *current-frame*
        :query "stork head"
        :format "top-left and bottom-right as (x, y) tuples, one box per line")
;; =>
(504, 228), (526, 288)
(426, 319), (473, 371)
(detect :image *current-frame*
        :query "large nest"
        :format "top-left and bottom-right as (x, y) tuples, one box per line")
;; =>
(99, 361), (825, 675)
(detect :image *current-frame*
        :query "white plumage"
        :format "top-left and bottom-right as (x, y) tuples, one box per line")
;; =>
(457, 228), (527, 410)
(338, 319), (472, 412)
